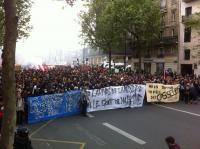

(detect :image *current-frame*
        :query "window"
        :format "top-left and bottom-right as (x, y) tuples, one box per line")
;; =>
(160, 0), (166, 8)
(194, 64), (197, 69)
(184, 49), (190, 60)
(185, 7), (192, 16)
(161, 15), (165, 27)
(144, 63), (151, 74)
(157, 48), (164, 58)
(166, 48), (174, 56)
(144, 50), (151, 58)
(184, 27), (191, 42)
(156, 63), (164, 74)
(172, 29), (175, 37)
(160, 31), (163, 38)
(172, 11), (176, 21)
(134, 63), (139, 72)
(162, 15), (165, 21)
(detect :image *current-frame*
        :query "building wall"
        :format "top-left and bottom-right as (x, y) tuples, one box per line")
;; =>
(179, 0), (200, 75)
(162, 0), (179, 37)
(129, 0), (179, 74)
(83, 0), (182, 74)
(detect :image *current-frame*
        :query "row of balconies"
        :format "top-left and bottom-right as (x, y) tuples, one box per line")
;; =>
(134, 48), (178, 58)
(160, 36), (178, 45)
(133, 53), (176, 59)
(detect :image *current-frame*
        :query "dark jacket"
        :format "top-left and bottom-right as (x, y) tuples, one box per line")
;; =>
(168, 143), (181, 149)
(13, 136), (33, 149)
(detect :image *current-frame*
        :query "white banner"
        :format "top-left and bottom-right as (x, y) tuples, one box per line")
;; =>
(146, 83), (180, 102)
(87, 84), (146, 112)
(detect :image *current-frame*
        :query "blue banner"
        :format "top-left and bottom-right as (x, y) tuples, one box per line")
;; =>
(27, 90), (81, 124)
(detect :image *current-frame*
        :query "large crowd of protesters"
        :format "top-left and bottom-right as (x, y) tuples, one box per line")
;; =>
(0, 65), (200, 101)
(1, 65), (188, 149)
(0, 65), (199, 130)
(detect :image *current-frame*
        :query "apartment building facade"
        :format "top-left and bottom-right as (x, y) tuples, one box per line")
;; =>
(83, 0), (200, 75)
(132, 0), (179, 74)
(179, 0), (200, 75)
(82, 0), (180, 74)
(155, 0), (179, 74)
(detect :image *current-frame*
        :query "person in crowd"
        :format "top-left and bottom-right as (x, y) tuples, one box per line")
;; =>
(0, 104), (3, 131)
(79, 87), (89, 117)
(16, 88), (25, 125)
(0, 65), (199, 103)
(165, 136), (181, 149)
(14, 127), (33, 149)
(184, 83), (191, 104)
(190, 80), (199, 104)
(179, 80), (185, 101)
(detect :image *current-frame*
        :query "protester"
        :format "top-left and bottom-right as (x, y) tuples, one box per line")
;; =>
(190, 81), (199, 104)
(184, 83), (191, 104)
(165, 136), (181, 149)
(179, 80), (185, 101)
(13, 127), (33, 149)
(0, 104), (3, 131)
(0, 65), (199, 106)
(16, 88), (25, 125)
(79, 87), (89, 117)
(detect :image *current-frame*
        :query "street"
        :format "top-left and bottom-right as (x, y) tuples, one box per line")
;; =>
(29, 102), (200, 149)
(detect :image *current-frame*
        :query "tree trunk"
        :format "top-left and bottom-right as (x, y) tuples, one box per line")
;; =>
(138, 49), (142, 72)
(124, 32), (127, 71)
(108, 47), (111, 73)
(0, 0), (17, 148)
(137, 40), (143, 73)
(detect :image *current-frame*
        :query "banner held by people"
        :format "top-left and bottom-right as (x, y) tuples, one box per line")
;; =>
(27, 90), (80, 124)
(87, 84), (146, 112)
(146, 83), (180, 102)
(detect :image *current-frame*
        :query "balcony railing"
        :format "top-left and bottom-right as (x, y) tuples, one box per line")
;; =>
(161, 7), (167, 13)
(182, 15), (192, 22)
(182, 16), (187, 22)
(144, 54), (151, 58)
(160, 36), (178, 45)
(157, 54), (164, 58)
(182, 13), (198, 23)
(183, 0), (196, 3)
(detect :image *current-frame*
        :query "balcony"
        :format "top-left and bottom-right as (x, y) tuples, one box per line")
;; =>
(182, 16), (187, 22)
(182, 13), (199, 24)
(157, 54), (164, 58)
(183, 0), (196, 2)
(144, 54), (151, 58)
(160, 36), (178, 45)
(161, 7), (167, 13)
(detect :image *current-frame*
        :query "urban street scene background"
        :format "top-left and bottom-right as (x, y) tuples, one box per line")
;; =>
(0, 0), (200, 149)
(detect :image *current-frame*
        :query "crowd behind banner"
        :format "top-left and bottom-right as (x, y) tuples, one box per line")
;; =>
(0, 65), (200, 124)
(0, 65), (199, 99)
(27, 83), (182, 123)
(27, 84), (146, 124)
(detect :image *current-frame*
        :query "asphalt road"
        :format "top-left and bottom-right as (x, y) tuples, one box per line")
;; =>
(28, 102), (200, 149)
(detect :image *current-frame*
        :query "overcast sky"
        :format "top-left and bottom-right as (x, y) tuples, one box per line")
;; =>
(16, 0), (86, 65)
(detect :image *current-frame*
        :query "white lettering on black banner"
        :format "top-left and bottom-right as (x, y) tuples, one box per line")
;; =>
(87, 84), (145, 112)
